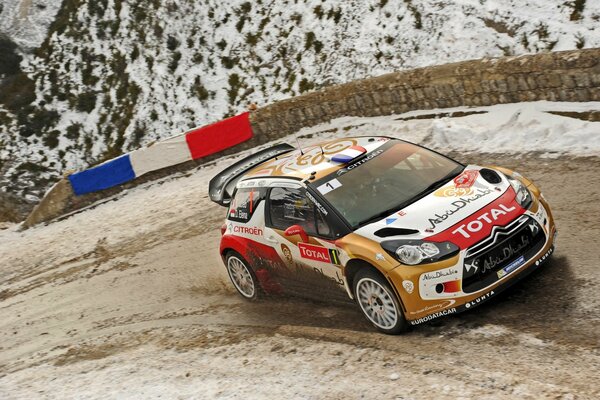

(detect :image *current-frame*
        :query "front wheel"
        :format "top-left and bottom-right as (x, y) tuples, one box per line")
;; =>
(353, 269), (408, 334)
(225, 252), (259, 301)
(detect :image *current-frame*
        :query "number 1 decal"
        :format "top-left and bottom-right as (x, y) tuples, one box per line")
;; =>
(317, 178), (342, 195)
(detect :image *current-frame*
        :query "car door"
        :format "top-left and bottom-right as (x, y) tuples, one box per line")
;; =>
(264, 185), (348, 299)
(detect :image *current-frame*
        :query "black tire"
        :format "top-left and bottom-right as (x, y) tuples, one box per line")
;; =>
(353, 268), (408, 334)
(225, 251), (260, 301)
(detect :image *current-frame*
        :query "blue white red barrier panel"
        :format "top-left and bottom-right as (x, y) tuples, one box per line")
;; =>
(68, 112), (253, 196)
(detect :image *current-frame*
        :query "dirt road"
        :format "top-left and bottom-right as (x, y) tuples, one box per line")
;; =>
(1, 153), (599, 399)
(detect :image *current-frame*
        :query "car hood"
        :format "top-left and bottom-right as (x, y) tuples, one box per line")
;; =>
(354, 165), (519, 245)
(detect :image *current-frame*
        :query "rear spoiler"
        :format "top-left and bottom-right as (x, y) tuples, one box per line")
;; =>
(208, 143), (295, 206)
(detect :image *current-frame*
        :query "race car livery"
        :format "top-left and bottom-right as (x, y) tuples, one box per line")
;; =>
(209, 136), (556, 334)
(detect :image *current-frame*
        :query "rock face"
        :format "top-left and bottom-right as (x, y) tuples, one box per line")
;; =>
(1, 0), (599, 201)
(0, 190), (33, 222)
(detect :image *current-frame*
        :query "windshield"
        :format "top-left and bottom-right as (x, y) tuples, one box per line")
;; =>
(309, 141), (463, 228)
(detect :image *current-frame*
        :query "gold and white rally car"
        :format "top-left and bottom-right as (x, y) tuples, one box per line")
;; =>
(209, 137), (556, 334)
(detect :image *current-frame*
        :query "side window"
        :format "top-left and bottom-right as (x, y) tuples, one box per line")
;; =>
(316, 209), (332, 237)
(228, 187), (266, 223)
(268, 187), (333, 237)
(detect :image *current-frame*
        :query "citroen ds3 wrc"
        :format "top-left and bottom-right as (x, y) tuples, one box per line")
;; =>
(208, 137), (556, 334)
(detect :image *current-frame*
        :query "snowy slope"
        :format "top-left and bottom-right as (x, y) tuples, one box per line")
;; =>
(0, 0), (62, 50)
(1, 0), (599, 200)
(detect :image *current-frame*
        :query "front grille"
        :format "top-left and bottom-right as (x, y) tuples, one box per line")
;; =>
(462, 215), (546, 293)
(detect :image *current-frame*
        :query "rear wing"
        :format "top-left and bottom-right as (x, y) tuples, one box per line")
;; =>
(208, 143), (295, 206)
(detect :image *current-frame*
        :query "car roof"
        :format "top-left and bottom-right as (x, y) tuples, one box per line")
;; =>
(240, 136), (393, 182)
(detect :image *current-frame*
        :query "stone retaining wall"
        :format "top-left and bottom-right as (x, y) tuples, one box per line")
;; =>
(23, 48), (600, 227)
(250, 49), (600, 138)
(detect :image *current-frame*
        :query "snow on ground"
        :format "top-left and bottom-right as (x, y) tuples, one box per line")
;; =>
(0, 330), (568, 400)
(295, 101), (600, 157)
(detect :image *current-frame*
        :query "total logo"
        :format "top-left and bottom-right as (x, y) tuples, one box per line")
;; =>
(298, 242), (341, 265)
(464, 290), (495, 309)
(452, 204), (516, 239)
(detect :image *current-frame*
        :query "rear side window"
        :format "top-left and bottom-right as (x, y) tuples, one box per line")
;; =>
(228, 187), (266, 222)
(268, 187), (332, 238)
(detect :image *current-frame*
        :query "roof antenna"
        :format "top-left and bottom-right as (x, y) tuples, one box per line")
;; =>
(293, 132), (304, 155)
(319, 145), (324, 155)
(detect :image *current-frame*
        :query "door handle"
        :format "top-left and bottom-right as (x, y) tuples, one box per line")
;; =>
(266, 236), (278, 244)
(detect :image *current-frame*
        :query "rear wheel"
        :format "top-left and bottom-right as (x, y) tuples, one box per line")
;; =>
(353, 269), (408, 334)
(226, 252), (259, 301)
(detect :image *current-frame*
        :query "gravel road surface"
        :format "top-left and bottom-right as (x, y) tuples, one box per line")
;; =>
(1, 153), (599, 399)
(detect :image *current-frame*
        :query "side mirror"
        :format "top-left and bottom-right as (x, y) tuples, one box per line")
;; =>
(284, 224), (309, 243)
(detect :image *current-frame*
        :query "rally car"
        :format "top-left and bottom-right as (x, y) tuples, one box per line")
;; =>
(209, 137), (556, 334)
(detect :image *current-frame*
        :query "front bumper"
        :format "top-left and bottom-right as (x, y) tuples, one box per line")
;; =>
(388, 197), (556, 326)
(407, 244), (554, 326)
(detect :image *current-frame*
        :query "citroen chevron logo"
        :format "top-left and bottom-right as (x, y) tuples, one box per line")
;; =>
(466, 216), (529, 258)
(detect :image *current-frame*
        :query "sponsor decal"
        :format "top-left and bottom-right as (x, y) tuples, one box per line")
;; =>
(285, 225), (309, 243)
(306, 191), (328, 215)
(298, 242), (341, 265)
(219, 148), (287, 182)
(434, 186), (475, 198)
(281, 244), (294, 265)
(397, 211), (406, 217)
(233, 226), (263, 236)
(477, 235), (529, 274)
(402, 280), (414, 294)
(336, 149), (385, 176)
(317, 178), (342, 195)
(535, 246), (554, 266)
(464, 290), (495, 309)
(427, 188), (526, 249)
(346, 149), (384, 171)
(451, 203), (517, 239)
(422, 268), (459, 281)
(534, 205), (546, 221)
(453, 170), (479, 188)
(409, 307), (457, 325)
(427, 188), (493, 230)
(438, 280), (461, 293)
(409, 299), (456, 315)
(385, 217), (397, 225)
(497, 255), (525, 279)
(528, 222), (539, 235)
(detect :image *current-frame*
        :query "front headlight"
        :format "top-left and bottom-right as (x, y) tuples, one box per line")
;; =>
(381, 240), (459, 265)
(507, 175), (532, 209)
